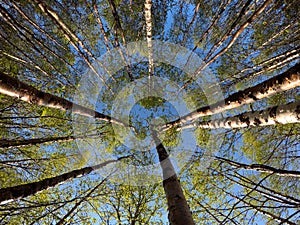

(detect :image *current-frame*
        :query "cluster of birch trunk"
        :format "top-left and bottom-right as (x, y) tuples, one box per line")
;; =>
(0, 62), (299, 224)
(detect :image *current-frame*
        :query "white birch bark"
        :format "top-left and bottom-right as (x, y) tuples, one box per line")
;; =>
(144, 0), (154, 92)
(181, 100), (300, 130)
(163, 63), (300, 131)
(0, 72), (128, 127)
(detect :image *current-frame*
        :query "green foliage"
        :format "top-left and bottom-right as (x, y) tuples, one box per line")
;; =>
(139, 96), (166, 109)
(0, 0), (299, 224)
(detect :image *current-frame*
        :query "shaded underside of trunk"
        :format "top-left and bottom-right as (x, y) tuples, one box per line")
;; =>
(0, 167), (92, 205)
(0, 158), (123, 205)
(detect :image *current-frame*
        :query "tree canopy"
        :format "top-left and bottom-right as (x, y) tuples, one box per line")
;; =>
(0, 0), (299, 224)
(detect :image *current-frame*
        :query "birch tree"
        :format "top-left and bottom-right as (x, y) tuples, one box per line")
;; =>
(163, 63), (300, 130)
(180, 100), (300, 130)
(0, 72), (128, 127)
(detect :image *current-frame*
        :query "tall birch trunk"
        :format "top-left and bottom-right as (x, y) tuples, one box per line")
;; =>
(0, 156), (130, 205)
(0, 133), (102, 149)
(151, 129), (195, 225)
(0, 72), (128, 127)
(180, 100), (300, 130)
(144, 0), (154, 92)
(163, 63), (300, 130)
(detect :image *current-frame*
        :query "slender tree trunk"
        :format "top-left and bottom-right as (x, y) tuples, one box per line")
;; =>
(0, 133), (102, 149)
(224, 171), (300, 205)
(192, 0), (232, 50)
(217, 156), (300, 178)
(0, 34), (61, 84)
(106, 0), (134, 81)
(182, 2), (200, 45)
(216, 185), (297, 225)
(3, 3), (80, 79)
(0, 5), (62, 76)
(204, 0), (272, 66)
(32, 0), (116, 90)
(181, 0), (273, 90)
(92, 1), (111, 52)
(33, 0), (93, 59)
(151, 129), (195, 225)
(163, 63), (300, 130)
(0, 72), (129, 127)
(204, 0), (253, 61)
(227, 172), (300, 205)
(144, 0), (154, 92)
(224, 47), (300, 89)
(180, 100), (300, 130)
(0, 156), (130, 205)
(56, 178), (108, 225)
(10, 1), (68, 51)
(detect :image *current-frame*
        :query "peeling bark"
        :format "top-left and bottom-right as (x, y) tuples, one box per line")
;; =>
(163, 63), (300, 130)
(181, 100), (300, 130)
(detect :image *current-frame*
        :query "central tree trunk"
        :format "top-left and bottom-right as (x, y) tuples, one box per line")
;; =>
(151, 129), (195, 225)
